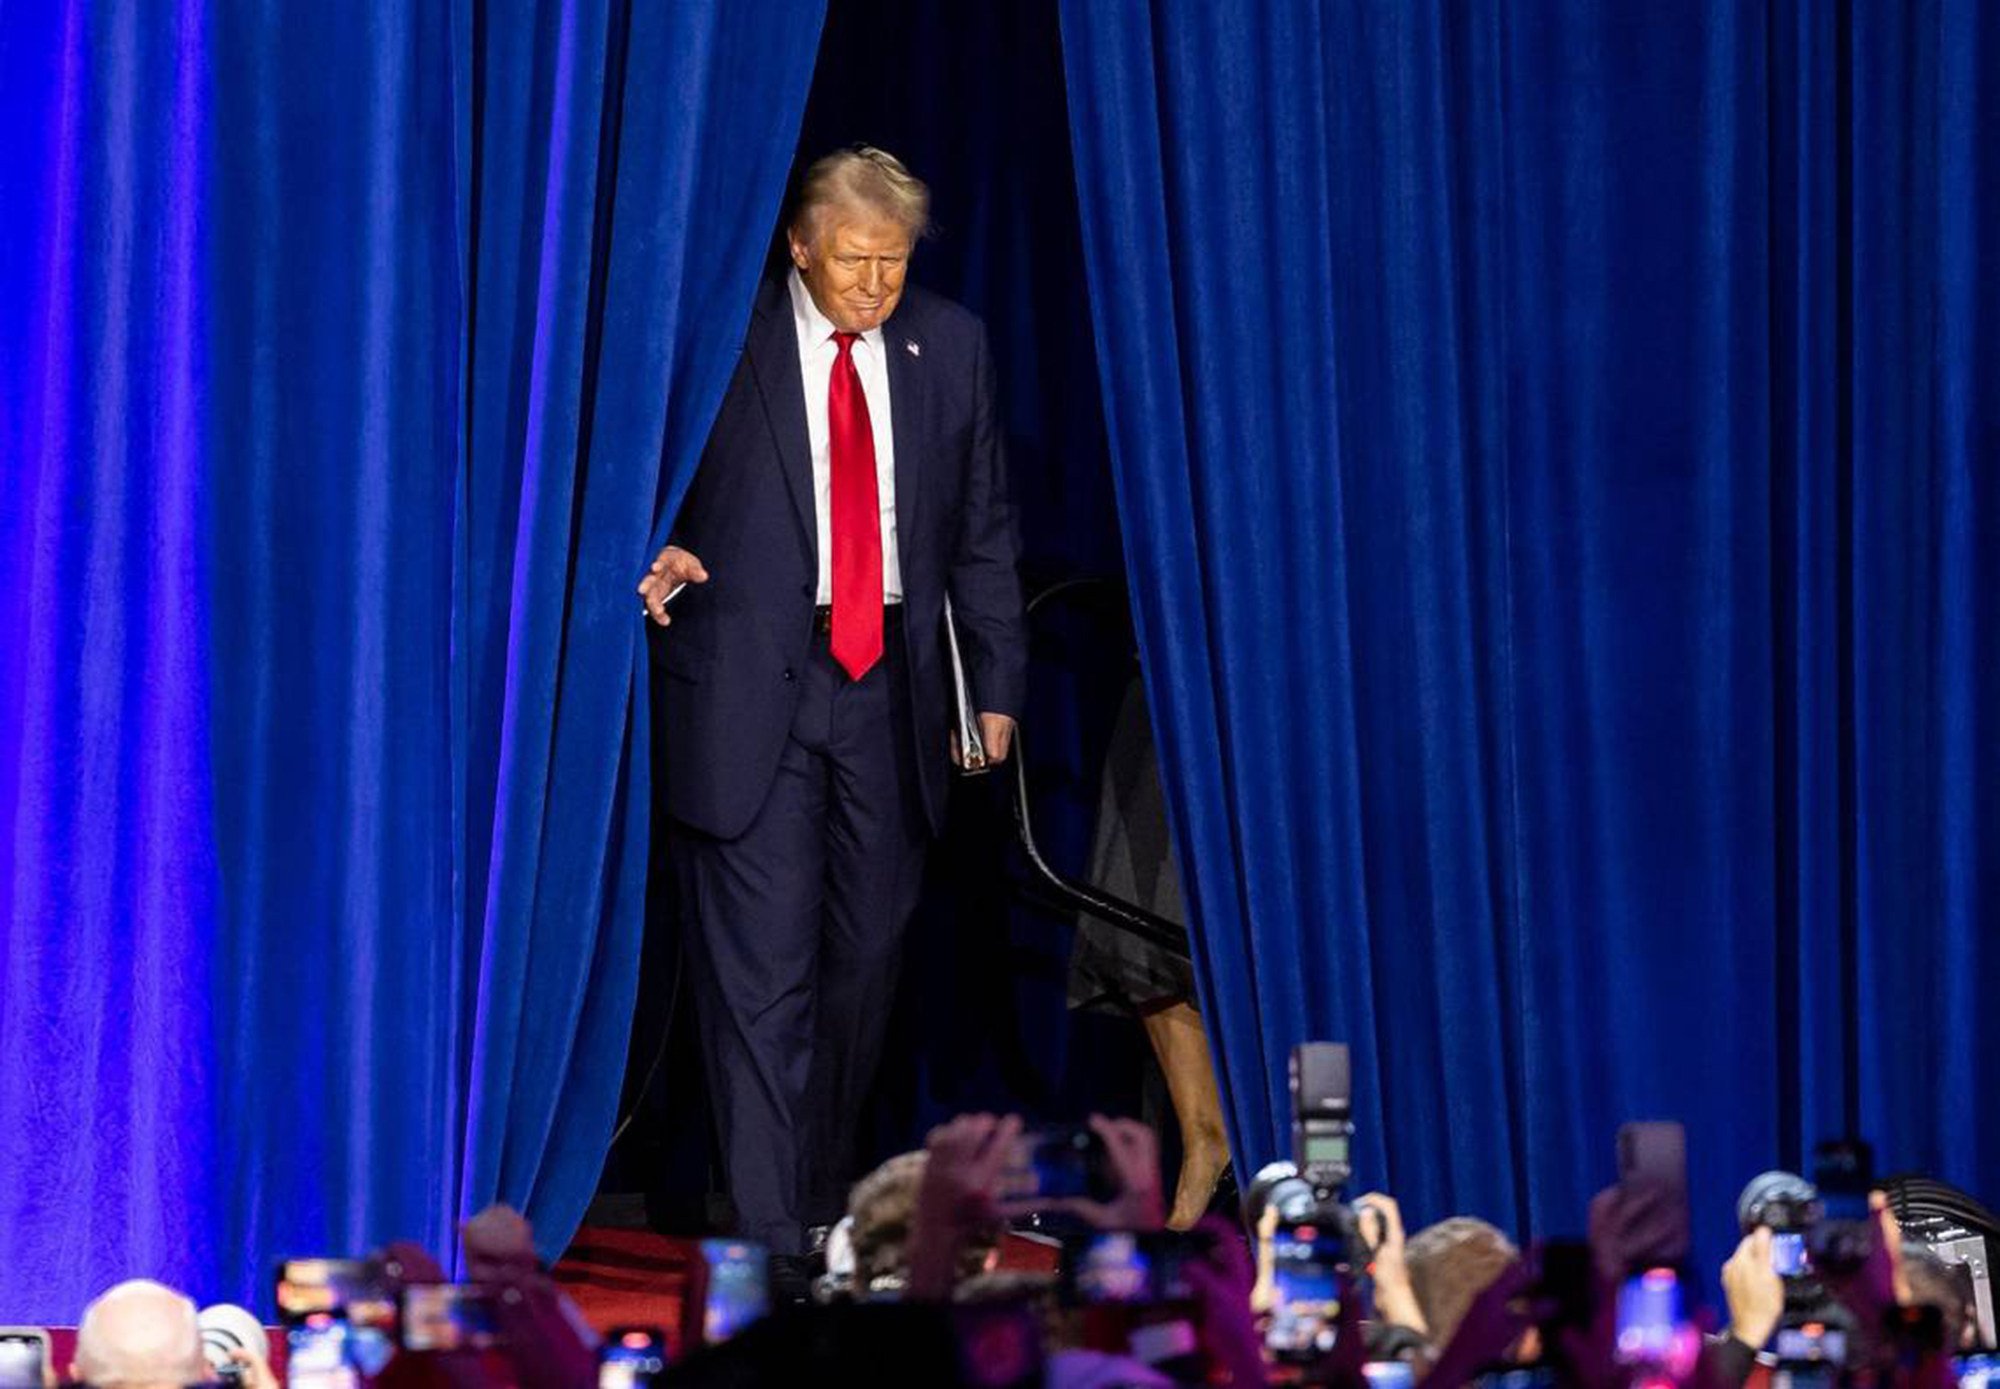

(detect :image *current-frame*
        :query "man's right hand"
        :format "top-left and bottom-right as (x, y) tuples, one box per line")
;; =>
(638, 544), (709, 625)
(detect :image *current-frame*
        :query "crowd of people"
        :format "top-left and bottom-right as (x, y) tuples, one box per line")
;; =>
(11, 1113), (1990, 1388)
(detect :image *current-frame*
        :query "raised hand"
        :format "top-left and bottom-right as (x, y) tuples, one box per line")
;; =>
(638, 544), (709, 625)
(907, 1112), (1022, 1300)
(1004, 1114), (1166, 1232)
(1720, 1228), (1784, 1351)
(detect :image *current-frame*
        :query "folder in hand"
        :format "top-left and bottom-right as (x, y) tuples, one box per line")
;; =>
(943, 597), (988, 774)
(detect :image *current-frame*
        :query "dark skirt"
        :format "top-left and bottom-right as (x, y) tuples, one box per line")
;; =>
(1067, 678), (1198, 1016)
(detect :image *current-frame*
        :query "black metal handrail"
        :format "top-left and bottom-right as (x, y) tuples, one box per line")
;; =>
(1005, 577), (1192, 963)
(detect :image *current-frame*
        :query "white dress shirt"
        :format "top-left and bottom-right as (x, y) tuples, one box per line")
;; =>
(788, 269), (902, 604)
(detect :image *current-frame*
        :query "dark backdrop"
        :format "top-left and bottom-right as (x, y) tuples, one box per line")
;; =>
(609, 0), (1152, 1222)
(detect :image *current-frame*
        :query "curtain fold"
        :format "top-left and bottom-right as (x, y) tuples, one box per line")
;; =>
(1060, 0), (1998, 1267)
(454, 0), (827, 1258)
(0, 0), (824, 1318)
(0, 0), (224, 1313)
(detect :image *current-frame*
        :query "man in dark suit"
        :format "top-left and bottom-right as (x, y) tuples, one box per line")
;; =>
(638, 148), (1026, 1268)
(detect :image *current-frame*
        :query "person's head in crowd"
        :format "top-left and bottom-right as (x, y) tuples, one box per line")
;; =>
(848, 1149), (1002, 1294)
(71, 1279), (206, 1389)
(1405, 1216), (1521, 1351)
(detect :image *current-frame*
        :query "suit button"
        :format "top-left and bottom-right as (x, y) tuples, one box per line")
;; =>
(782, 668), (796, 683)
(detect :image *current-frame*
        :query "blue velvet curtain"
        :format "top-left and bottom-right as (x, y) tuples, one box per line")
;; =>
(1060, 0), (1998, 1275)
(0, 0), (822, 1320)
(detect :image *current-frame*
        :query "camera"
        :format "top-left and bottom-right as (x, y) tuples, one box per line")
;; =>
(1292, 1041), (1355, 1193)
(1736, 1139), (1881, 1341)
(1739, 1169), (1825, 1289)
(1245, 1044), (1375, 1264)
(1243, 1042), (1379, 1364)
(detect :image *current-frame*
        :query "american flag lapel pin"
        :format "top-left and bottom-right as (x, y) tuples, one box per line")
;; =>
(905, 339), (921, 358)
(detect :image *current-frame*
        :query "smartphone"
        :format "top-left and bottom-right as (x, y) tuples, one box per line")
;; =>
(1773, 1322), (1847, 1366)
(277, 1258), (380, 1318)
(1069, 1230), (1207, 1305)
(1955, 1353), (2000, 1389)
(276, 1258), (397, 1371)
(598, 1325), (669, 1389)
(1808, 1139), (1876, 1274)
(287, 1311), (360, 1389)
(1771, 1231), (1811, 1278)
(1810, 1139), (1873, 1217)
(0, 1329), (50, 1389)
(1472, 1370), (1559, 1389)
(1073, 1232), (1151, 1303)
(1614, 1267), (1700, 1381)
(698, 1239), (769, 1345)
(400, 1283), (499, 1353)
(1264, 1222), (1347, 1361)
(1615, 1121), (1691, 1268)
(1364, 1362), (1417, 1389)
(1006, 1126), (1116, 1203)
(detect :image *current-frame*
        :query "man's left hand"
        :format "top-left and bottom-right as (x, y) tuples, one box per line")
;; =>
(977, 713), (1015, 764)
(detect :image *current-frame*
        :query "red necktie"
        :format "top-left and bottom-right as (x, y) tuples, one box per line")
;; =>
(828, 331), (883, 679)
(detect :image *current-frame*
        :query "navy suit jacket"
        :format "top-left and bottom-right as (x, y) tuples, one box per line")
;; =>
(654, 275), (1027, 841)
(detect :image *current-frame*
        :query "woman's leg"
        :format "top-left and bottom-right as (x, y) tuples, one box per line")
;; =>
(1140, 999), (1231, 1229)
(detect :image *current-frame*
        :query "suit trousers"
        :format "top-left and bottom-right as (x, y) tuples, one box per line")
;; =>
(669, 614), (930, 1255)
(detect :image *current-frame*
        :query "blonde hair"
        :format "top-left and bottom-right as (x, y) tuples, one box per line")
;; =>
(1405, 1217), (1520, 1349)
(791, 145), (932, 245)
(846, 1150), (1001, 1292)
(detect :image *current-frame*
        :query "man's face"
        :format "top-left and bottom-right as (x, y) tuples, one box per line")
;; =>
(789, 206), (911, 335)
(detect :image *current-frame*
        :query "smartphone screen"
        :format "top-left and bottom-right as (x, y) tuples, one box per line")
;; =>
(1614, 1267), (1700, 1380)
(598, 1326), (668, 1389)
(1955, 1353), (2000, 1389)
(0, 1331), (50, 1389)
(700, 1240), (769, 1344)
(1773, 1323), (1847, 1366)
(1005, 1126), (1113, 1202)
(1074, 1232), (1152, 1303)
(276, 1258), (396, 1372)
(287, 1311), (360, 1389)
(1771, 1231), (1810, 1278)
(1070, 1231), (1206, 1305)
(400, 1284), (499, 1353)
(1265, 1224), (1345, 1361)
(1472, 1370), (1559, 1389)
(277, 1259), (379, 1317)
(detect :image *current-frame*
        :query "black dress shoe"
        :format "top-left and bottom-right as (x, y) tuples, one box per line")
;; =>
(769, 1252), (816, 1308)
